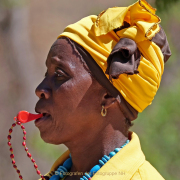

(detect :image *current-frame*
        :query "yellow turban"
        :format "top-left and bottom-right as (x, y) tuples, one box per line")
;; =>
(58, 0), (166, 112)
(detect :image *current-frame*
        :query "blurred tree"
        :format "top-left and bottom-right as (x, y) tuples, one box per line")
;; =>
(0, 0), (43, 179)
(155, 0), (179, 11)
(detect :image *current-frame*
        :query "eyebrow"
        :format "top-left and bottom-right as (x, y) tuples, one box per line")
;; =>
(51, 56), (62, 65)
(46, 56), (62, 67)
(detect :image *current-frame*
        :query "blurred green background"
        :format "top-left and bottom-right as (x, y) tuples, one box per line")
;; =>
(0, 0), (180, 179)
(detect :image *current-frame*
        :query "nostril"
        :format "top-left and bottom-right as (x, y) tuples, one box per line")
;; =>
(40, 93), (45, 99)
(35, 83), (51, 99)
(35, 84), (51, 99)
(35, 78), (51, 99)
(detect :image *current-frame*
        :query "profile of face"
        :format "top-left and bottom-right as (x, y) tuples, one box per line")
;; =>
(35, 38), (108, 145)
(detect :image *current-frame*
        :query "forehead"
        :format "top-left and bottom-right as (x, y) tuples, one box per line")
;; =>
(46, 38), (80, 69)
(51, 38), (73, 55)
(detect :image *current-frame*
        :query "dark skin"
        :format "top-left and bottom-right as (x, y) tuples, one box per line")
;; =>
(35, 38), (129, 180)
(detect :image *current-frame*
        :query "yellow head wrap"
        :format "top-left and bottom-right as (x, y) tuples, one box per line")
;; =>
(58, 0), (165, 112)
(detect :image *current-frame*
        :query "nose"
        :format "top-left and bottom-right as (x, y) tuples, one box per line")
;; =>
(35, 80), (51, 99)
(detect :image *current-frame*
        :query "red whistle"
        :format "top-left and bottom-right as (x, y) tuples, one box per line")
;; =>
(16, 111), (43, 123)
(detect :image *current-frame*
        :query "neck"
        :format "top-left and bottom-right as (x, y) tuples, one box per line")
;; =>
(64, 124), (128, 175)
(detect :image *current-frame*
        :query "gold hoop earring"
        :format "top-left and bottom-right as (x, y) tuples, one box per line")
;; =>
(101, 105), (107, 117)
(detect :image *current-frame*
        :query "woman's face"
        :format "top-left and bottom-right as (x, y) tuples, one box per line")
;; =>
(35, 38), (105, 144)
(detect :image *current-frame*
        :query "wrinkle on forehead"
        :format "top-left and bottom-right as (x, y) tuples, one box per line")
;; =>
(45, 37), (91, 79)
(46, 38), (73, 67)
(48, 37), (91, 75)
(46, 41), (70, 66)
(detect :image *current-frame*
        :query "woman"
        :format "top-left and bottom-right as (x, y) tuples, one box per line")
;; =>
(35, 0), (171, 180)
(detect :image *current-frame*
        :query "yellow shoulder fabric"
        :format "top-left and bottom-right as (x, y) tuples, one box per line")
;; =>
(40, 132), (164, 180)
(58, 0), (164, 112)
(132, 161), (165, 180)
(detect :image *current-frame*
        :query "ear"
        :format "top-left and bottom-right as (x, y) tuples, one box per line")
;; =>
(101, 92), (117, 109)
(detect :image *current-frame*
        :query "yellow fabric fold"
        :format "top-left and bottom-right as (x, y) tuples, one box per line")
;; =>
(58, 0), (164, 112)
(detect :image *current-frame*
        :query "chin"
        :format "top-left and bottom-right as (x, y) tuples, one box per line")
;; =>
(40, 131), (53, 144)
(40, 131), (63, 145)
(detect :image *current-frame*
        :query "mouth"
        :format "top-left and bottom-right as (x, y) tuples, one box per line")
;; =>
(34, 111), (52, 127)
(42, 112), (51, 117)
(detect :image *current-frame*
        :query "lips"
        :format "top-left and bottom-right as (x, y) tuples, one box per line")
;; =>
(34, 100), (52, 127)
(34, 110), (52, 127)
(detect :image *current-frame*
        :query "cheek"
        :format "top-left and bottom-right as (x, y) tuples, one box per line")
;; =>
(47, 67), (103, 143)
(53, 74), (93, 114)
(50, 74), (97, 135)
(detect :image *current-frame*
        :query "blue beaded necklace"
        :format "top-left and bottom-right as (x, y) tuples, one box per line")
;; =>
(50, 139), (129, 180)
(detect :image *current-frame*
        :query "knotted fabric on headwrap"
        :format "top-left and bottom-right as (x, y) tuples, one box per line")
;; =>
(58, 0), (171, 112)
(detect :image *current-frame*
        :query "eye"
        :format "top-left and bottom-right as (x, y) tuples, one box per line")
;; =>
(54, 71), (63, 77)
(55, 71), (64, 79)
(54, 68), (68, 81)
(55, 71), (63, 77)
